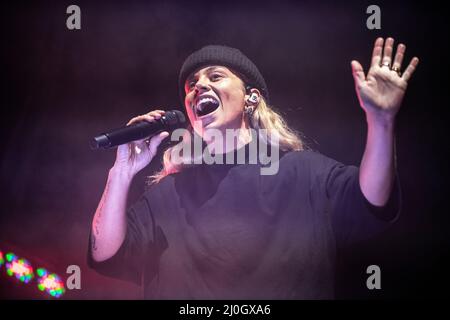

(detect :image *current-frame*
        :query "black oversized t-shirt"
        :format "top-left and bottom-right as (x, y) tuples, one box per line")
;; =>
(88, 147), (399, 299)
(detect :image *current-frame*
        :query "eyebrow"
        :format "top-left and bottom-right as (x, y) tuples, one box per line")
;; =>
(205, 66), (226, 73)
(187, 66), (227, 82)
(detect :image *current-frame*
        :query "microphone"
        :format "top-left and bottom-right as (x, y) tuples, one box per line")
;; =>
(90, 110), (186, 150)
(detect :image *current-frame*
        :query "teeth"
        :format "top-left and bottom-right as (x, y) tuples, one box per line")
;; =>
(196, 97), (216, 107)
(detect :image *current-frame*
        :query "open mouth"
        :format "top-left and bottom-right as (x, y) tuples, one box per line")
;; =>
(194, 95), (220, 117)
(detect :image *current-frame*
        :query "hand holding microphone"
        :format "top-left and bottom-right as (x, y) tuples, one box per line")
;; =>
(91, 109), (186, 178)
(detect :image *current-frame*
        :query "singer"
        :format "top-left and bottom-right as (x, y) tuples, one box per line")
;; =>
(88, 38), (419, 299)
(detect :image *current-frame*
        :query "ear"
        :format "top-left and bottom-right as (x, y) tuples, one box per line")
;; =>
(245, 88), (261, 106)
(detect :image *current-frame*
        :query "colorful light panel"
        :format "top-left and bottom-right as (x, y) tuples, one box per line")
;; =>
(36, 268), (65, 298)
(5, 252), (34, 283)
(1, 248), (66, 298)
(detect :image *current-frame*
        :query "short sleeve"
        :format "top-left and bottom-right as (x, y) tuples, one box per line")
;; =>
(87, 194), (159, 285)
(316, 153), (401, 247)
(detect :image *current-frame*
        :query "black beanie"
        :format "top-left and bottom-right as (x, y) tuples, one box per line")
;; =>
(178, 45), (269, 104)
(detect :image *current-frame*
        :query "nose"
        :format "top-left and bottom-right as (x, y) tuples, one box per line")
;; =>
(194, 77), (211, 94)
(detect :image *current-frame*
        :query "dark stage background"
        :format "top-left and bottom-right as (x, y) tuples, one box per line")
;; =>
(1, 0), (448, 299)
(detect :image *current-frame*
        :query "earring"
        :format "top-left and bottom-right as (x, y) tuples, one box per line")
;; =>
(248, 93), (259, 104)
(244, 105), (254, 116)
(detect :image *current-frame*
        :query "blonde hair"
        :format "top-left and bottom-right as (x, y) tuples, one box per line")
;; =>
(147, 97), (305, 185)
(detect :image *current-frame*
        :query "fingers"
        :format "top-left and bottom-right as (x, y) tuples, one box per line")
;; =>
(371, 37), (384, 68)
(381, 37), (394, 68)
(148, 131), (170, 157)
(351, 60), (365, 87)
(126, 109), (166, 126)
(373, 37), (419, 81)
(402, 57), (420, 82)
(392, 43), (406, 71)
(125, 109), (167, 157)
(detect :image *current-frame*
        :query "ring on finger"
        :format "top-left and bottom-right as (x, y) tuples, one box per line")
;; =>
(391, 66), (402, 76)
(380, 61), (391, 68)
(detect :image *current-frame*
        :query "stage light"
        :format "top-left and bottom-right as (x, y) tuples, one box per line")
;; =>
(36, 268), (65, 298)
(1, 247), (66, 298)
(5, 252), (34, 283)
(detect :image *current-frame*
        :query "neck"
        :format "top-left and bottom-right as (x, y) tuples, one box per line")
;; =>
(204, 126), (253, 155)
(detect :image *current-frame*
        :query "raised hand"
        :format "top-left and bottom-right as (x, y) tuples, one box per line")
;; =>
(351, 37), (419, 122)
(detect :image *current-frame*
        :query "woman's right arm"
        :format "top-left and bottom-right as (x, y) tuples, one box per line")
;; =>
(90, 109), (169, 262)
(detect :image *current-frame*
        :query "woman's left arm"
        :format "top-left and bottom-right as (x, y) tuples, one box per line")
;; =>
(351, 37), (419, 206)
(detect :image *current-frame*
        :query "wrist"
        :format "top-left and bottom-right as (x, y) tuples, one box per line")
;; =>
(109, 165), (134, 184)
(366, 111), (396, 131)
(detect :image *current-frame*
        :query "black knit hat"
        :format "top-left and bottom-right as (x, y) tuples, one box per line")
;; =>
(178, 45), (269, 104)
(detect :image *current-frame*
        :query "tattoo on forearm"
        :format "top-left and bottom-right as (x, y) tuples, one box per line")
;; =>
(91, 233), (98, 251)
(92, 179), (111, 252)
(96, 179), (110, 221)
